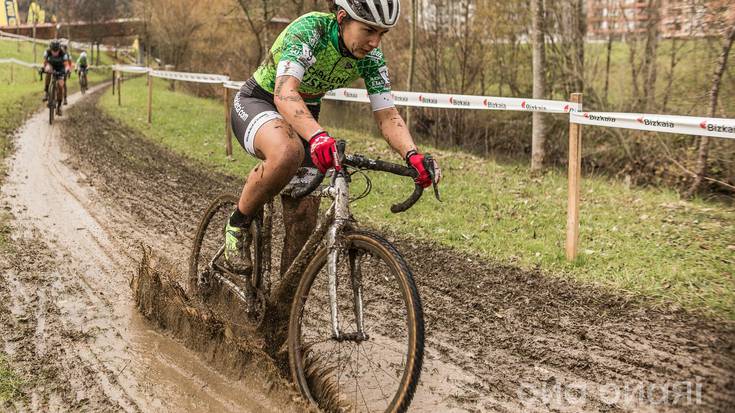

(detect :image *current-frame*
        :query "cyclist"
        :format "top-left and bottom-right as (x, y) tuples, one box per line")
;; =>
(76, 49), (89, 81)
(61, 40), (71, 104)
(42, 40), (71, 113)
(226, 0), (441, 273)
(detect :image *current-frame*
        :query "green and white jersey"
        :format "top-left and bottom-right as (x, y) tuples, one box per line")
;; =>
(253, 12), (394, 111)
(76, 52), (87, 66)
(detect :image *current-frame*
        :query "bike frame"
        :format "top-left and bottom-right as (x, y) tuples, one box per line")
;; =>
(209, 168), (364, 341)
(322, 170), (366, 341)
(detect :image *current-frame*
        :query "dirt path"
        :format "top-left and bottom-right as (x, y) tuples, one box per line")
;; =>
(2, 86), (734, 412)
(0, 85), (304, 412)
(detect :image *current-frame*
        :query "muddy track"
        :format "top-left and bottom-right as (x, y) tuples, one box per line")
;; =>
(2, 86), (733, 412)
(0, 85), (306, 412)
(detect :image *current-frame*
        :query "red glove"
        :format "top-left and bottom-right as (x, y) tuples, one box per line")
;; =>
(309, 131), (338, 173)
(406, 150), (440, 188)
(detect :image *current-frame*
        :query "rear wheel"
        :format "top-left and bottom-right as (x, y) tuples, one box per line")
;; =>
(288, 230), (424, 413)
(188, 194), (265, 321)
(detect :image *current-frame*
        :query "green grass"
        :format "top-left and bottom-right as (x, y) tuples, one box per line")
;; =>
(0, 353), (22, 403)
(99, 76), (735, 319)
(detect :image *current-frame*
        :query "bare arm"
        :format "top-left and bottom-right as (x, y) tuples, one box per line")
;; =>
(374, 107), (418, 158)
(273, 75), (322, 141)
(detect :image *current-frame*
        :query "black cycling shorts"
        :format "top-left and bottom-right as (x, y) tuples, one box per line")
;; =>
(231, 78), (319, 167)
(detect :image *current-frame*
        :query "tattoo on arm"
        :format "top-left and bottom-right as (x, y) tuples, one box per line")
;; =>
(274, 76), (289, 96)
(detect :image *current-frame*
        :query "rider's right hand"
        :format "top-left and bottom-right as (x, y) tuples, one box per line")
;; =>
(309, 131), (338, 174)
(406, 150), (441, 189)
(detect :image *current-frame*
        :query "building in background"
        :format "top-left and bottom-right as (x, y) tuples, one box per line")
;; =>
(587, 0), (735, 39)
(1, 0), (20, 27)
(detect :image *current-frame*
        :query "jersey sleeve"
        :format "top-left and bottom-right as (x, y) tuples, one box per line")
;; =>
(358, 49), (395, 112)
(275, 16), (325, 81)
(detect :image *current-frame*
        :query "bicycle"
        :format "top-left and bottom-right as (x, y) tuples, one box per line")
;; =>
(78, 67), (88, 94)
(189, 140), (440, 412)
(47, 70), (65, 125)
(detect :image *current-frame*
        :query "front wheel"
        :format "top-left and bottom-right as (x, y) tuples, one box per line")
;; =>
(48, 83), (56, 125)
(288, 230), (424, 413)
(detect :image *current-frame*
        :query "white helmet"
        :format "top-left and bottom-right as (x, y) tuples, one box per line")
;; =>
(334, 0), (401, 29)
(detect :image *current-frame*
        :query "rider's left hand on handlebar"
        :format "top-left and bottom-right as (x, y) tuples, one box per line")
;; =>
(406, 150), (442, 188)
(309, 131), (339, 174)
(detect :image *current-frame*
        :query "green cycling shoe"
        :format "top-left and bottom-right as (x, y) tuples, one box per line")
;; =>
(224, 218), (252, 274)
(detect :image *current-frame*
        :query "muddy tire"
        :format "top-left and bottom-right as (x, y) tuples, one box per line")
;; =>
(288, 230), (424, 413)
(189, 194), (236, 294)
(48, 84), (55, 125)
(188, 194), (263, 303)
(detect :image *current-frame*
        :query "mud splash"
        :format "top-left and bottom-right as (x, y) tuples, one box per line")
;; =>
(131, 247), (314, 410)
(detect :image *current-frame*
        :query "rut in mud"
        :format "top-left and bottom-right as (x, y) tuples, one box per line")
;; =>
(0, 85), (307, 413)
(8, 87), (734, 412)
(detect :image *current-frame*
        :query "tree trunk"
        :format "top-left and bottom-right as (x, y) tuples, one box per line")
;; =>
(603, 31), (613, 104)
(531, 0), (547, 172)
(406, 0), (417, 131)
(686, 24), (735, 198)
(642, 0), (661, 111)
(571, 0), (585, 94)
(661, 37), (679, 112)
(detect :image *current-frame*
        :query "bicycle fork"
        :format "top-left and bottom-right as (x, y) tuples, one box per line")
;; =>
(326, 174), (367, 342)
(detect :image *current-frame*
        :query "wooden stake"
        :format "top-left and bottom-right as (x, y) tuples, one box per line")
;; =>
(9, 62), (14, 83)
(112, 70), (116, 95)
(566, 93), (583, 261)
(117, 73), (122, 106)
(224, 86), (233, 158)
(147, 72), (153, 124)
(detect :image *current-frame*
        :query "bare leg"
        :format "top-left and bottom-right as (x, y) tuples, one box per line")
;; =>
(279, 195), (320, 275)
(237, 118), (304, 216)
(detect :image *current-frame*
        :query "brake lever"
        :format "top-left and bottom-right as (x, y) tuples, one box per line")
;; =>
(424, 154), (442, 202)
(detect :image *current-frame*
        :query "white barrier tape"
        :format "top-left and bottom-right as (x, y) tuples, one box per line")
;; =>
(224, 81), (245, 90)
(570, 111), (735, 140)
(324, 88), (582, 114)
(112, 65), (149, 74)
(1, 31), (131, 53)
(150, 70), (229, 84)
(0, 58), (41, 68)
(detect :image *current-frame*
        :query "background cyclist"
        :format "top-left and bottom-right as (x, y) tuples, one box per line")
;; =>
(76, 49), (89, 81)
(42, 40), (71, 112)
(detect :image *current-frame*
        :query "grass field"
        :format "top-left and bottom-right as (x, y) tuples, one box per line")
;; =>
(99, 76), (735, 319)
(0, 353), (22, 404)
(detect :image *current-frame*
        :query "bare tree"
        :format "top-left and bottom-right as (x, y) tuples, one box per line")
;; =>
(531, 0), (547, 171)
(686, 23), (735, 198)
(642, 0), (661, 111)
(406, 0), (417, 129)
(148, 0), (207, 69)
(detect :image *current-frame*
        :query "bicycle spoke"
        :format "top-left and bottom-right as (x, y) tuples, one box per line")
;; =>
(359, 344), (390, 408)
